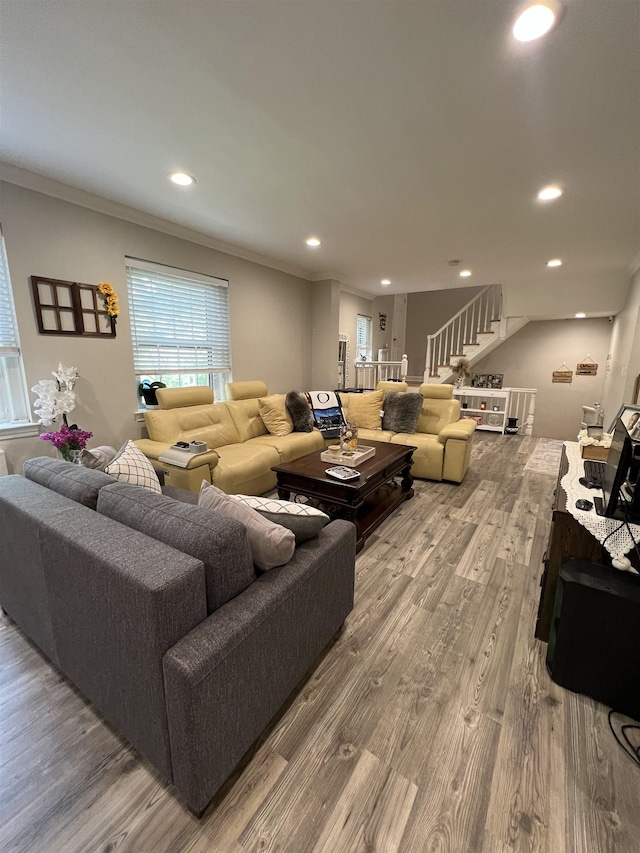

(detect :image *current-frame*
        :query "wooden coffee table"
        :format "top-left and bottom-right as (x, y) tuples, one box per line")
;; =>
(272, 439), (414, 553)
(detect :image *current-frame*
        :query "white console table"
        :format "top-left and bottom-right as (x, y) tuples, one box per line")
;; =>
(453, 386), (537, 435)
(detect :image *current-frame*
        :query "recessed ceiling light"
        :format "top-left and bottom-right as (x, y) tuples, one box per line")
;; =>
(381, 279), (391, 286)
(575, 312), (586, 318)
(538, 184), (564, 201)
(513, 4), (557, 42)
(547, 258), (562, 267)
(168, 171), (195, 186)
(305, 237), (321, 247)
(459, 269), (472, 278)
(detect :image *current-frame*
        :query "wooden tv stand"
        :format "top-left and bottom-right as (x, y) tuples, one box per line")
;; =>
(536, 445), (639, 641)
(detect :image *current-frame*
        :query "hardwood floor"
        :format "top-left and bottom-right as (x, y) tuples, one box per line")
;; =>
(1, 433), (638, 853)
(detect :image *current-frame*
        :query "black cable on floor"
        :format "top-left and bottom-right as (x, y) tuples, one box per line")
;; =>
(608, 709), (640, 769)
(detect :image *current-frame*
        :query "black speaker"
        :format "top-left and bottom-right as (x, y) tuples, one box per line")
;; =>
(547, 559), (640, 720)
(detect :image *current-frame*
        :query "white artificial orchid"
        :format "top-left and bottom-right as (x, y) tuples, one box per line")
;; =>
(52, 363), (78, 390)
(31, 365), (78, 426)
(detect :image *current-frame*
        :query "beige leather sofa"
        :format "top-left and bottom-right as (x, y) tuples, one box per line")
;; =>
(135, 382), (323, 494)
(135, 381), (475, 495)
(340, 382), (476, 483)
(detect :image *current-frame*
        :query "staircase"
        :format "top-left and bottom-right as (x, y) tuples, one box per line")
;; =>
(422, 284), (529, 384)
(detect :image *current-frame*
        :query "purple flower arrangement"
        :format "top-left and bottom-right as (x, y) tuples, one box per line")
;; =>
(40, 424), (93, 462)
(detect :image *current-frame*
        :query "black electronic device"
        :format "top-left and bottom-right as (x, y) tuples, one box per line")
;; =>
(582, 459), (604, 489)
(547, 559), (640, 720)
(595, 405), (640, 524)
(575, 499), (593, 511)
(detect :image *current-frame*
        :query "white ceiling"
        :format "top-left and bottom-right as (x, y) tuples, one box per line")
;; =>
(1, 1), (638, 309)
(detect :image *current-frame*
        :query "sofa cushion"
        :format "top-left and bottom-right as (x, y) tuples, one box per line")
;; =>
(229, 495), (330, 545)
(249, 430), (324, 463)
(226, 399), (269, 442)
(382, 392), (423, 434)
(199, 482), (295, 571)
(285, 391), (314, 432)
(144, 403), (241, 448)
(390, 432), (445, 480)
(23, 456), (115, 509)
(258, 394), (293, 437)
(212, 442), (281, 494)
(97, 481), (255, 613)
(106, 441), (162, 494)
(80, 445), (118, 471)
(342, 390), (384, 430)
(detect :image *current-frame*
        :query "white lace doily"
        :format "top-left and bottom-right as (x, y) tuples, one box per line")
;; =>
(561, 442), (640, 569)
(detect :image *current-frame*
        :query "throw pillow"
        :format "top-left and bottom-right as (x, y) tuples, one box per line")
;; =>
(345, 390), (384, 430)
(230, 495), (330, 545)
(382, 392), (423, 434)
(285, 390), (314, 432)
(80, 445), (118, 471)
(198, 482), (295, 571)
(258, 394), (293, 437)
(105, 441), (162, 494)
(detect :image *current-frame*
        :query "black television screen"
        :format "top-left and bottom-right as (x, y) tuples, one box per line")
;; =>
(597, 404), (640, 523)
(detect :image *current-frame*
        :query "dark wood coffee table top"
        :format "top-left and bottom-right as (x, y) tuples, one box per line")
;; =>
(272, 439), (415, 552)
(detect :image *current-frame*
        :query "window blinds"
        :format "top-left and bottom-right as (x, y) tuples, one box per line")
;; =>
(126, 260), (231, 376)
(356, 314), (372, 358)
(0, 236), (19, 352)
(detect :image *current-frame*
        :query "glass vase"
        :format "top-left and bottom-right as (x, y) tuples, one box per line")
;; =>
(340, 422), (358, 455)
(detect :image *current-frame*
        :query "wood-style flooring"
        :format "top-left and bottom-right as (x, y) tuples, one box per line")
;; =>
(1, 433), (638, 853)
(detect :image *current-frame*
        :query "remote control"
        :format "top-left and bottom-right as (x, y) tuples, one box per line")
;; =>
(326, 466), (360, 481)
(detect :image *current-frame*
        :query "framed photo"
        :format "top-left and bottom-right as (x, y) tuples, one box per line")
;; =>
(620, 405), (640, 439)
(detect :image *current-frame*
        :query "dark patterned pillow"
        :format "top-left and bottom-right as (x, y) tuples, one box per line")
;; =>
(382, 392), (423, 434)
(285, 390), (314, 432)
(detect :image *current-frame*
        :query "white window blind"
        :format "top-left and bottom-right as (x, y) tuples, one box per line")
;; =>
(0, 236), (19, 352)
(126, 259), (232, 399)
(0, 234), (31, 425)
(356, 314), (372, 361)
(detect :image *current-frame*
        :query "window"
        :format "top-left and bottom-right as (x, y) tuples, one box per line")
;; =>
(356, 314), (372, 362)
(0, 235), (31, 426)
(126, 259), (232, 402)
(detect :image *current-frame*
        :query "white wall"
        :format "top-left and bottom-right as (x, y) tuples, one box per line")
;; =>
(339, 289), (374, 385)
(405, 286), (482, 377)
(311, 280), (340, 389)
(0, 181), (313, 473)
(472, 318), (612, 440)
(371, 294), (395, 358)
(601, 264), (640, 417)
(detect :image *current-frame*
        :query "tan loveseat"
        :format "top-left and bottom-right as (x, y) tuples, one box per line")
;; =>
(340, 381), (476, 483)
(135, 382), (323, 494)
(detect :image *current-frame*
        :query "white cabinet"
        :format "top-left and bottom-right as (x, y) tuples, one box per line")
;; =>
(453, 387), (511, 433)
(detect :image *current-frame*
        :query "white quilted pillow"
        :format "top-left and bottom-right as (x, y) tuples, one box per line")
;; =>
(230, 494), (330, 544)
(106, 441), (161, 494)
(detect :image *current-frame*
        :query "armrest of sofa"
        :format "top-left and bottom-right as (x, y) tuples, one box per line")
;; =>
(135, 439), (220, 470)
(162, 519), (356, 813)
(437, 418), (476, 445)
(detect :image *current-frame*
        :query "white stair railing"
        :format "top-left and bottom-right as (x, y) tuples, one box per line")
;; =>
(507, 388), (537, 436)
(354, 355), (408, 389)
(424, 284), (502, 380)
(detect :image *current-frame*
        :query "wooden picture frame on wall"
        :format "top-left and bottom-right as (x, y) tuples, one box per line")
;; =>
(30, 276), (116, 337)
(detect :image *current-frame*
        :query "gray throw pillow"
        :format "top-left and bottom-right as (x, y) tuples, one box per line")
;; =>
(285, 390), (314, 432)
(80, 445), (118, 471)
(382, 392), (423, 433)
(229, 495), (330, 545)
(198, 482), (295, 571)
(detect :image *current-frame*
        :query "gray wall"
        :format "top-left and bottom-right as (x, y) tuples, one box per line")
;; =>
(0, 181), (313, 473)
(405, 286), (483, 378)
(473, 318), (612, 440)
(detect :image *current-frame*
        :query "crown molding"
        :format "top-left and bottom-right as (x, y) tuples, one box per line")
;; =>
(0, 162), (314, 281)
(339, 282), (377, 300)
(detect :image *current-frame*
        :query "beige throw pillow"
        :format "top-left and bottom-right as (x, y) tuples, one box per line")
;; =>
(198, 482), (295, 571)
(258, 394), (293, 437)
(346, 390), (384, 430)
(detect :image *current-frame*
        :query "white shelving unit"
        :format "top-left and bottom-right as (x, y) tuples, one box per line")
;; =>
(453, 387), (511, 433)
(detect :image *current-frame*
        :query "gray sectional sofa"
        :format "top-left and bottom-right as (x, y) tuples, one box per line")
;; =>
(0, 457), (356, 815)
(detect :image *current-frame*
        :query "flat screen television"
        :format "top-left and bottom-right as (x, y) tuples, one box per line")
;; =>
(596, 404), (640, 523)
